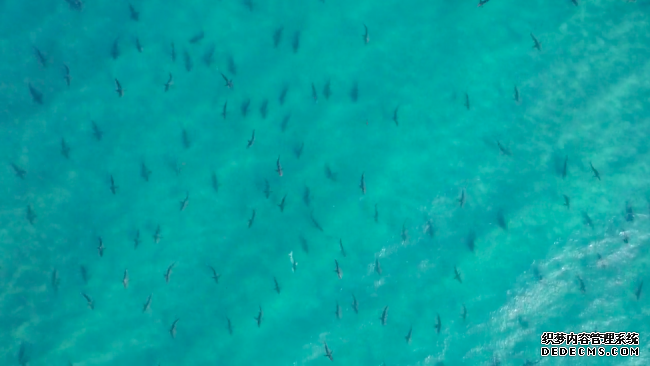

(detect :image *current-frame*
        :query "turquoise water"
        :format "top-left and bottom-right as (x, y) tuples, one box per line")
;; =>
(1, 0), (649, 365)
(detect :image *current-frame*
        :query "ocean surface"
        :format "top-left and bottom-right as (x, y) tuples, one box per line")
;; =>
(1, 0), (649, 365)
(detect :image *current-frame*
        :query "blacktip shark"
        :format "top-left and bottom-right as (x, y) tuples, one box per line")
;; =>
(300, 237), (310, 256)
(111, 39), (120, 60)
(278, 194), (287, 212)
(324, 342), (334, 361)
(255, 306), (263, 327)
(363, 24), (369, 44)
(590, 162), (600, 181)
(189, 31), (204, 44)
(247, 130), (255, 148)
(392, 106), (399, 126)
(273, 26), (284, 48)
(401, 222), (409, 243)
(458, 189), (465, 207)
(203, 45), (215, 67)
(97, 237), (105, 257)
(248, 210), (256, 228)
(164, 73), (173, 92)
(164, 263), (175, 283)
(109, 175), (118, 194)
(141, 163), (151, 182)
(227, 317), (233, 335)
(635, 281), (643, 300)
(51, 269), (60, 292)
(530, 33), (541, 51)
(143, 294), (152, 312)
(310, 211), (324, 232)
(241, 98), (251, 117)
(325, 164), (337, 182)
(514, 86), (519, 102)
(425, 220), (434, 238)
(293, 142), (304, 159)
(92, 121), (103, 141)
(577, 275), (586, 293)
(11, 163), (26, 179)
(497, 141), (511, 156)
(61, 139), (70, 159)
(292, 31), (300, 53)
(334, 260), (342, 279)
(65, 0), (83, 11)
(625, 201), (634, 222)
(467, 231), (476, 252)
(563, 195), (570, 209)
(80, 265), (89, 284)
(169, 318), (179, 339)
(454, 266), (462, 283)
(18, 342), (29, 366)
(350, 82), (359, 102)
(179, 192), (189, 211)
(288, 251), (298, 272)
(153, 225), (161, 243)
(533, 266), (543, 282)
(379, 306), (388, 325)
(276, 156), (283, 177)
(34, 47), (47, 67)
(82, 293), (94, 310)
(323, 80), (331, 100)
(133, 230), (141, 249)
(260, 100), (269, 119)
(300, 235), (309, 254)
(115, 79), (124, 97)
(211, 172), (221, 193)
(279, 85), (289, 105)
(184, 50), (192, 72)
(208, 265), (221, 284)
(28, 83), (43, 104)
(182, 129), (191, 149)
(311, 82), (318, 103)
(63, 64), (71, 86)
(122, 269), (129, 288)
(26, 205), (36, 225)
(274, 277), (281, 294)
(496, 210), (508, 231)
(220, 72), (233, 89)
(128, 3), (139, 21)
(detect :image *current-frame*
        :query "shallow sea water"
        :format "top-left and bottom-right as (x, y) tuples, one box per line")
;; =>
(1, 0), (649, 365)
